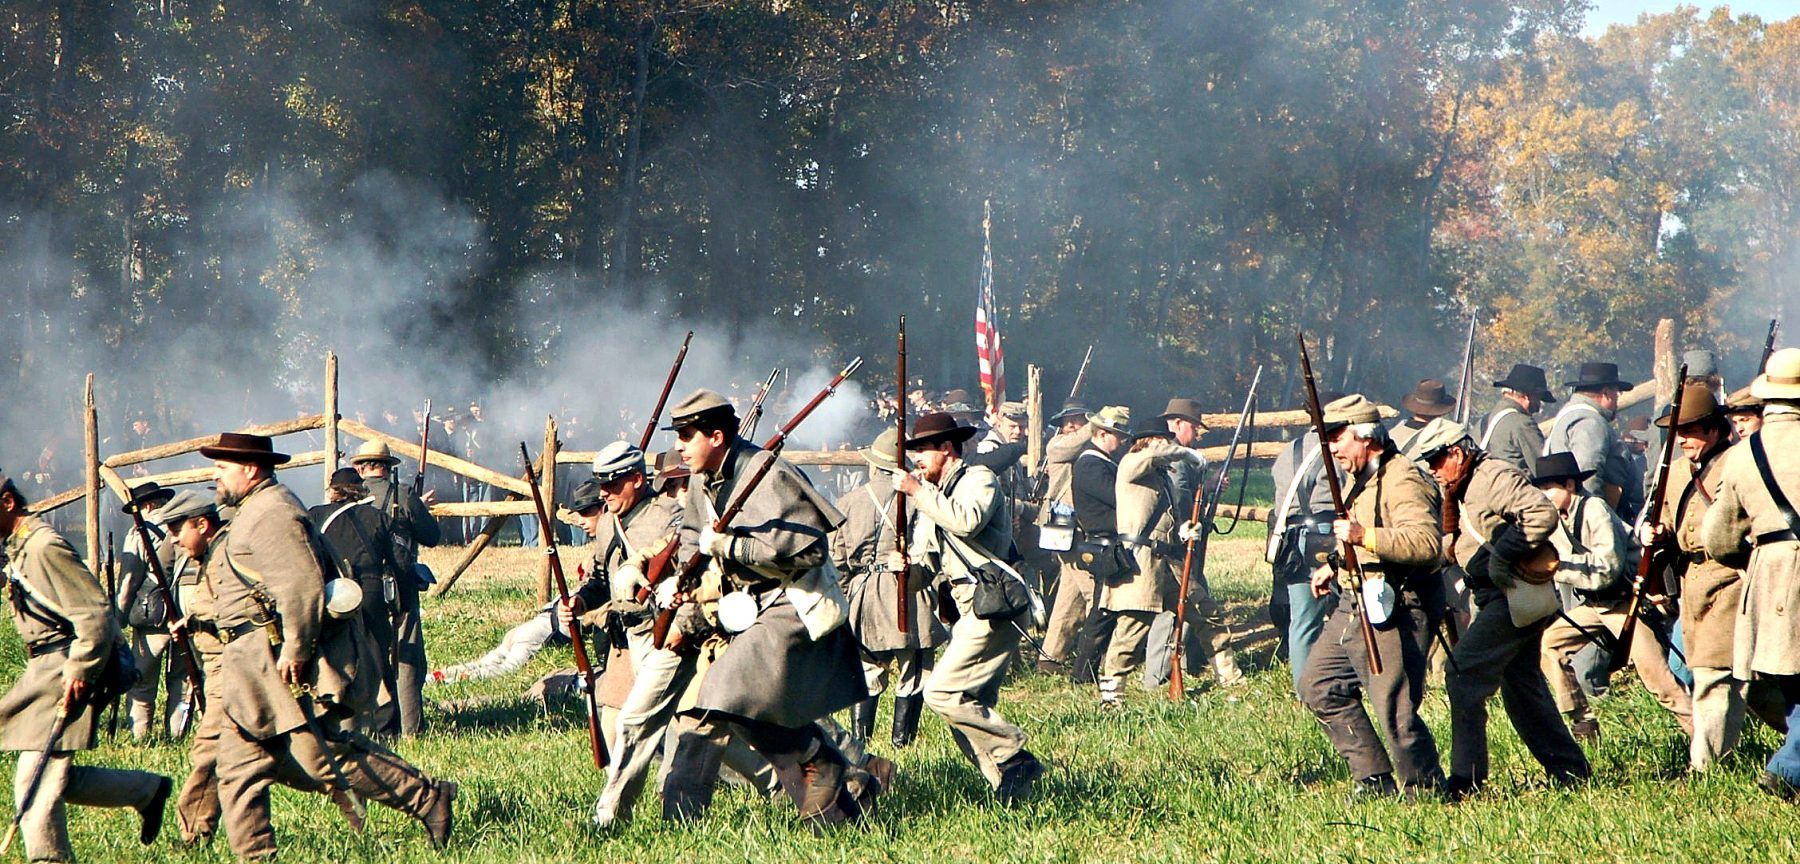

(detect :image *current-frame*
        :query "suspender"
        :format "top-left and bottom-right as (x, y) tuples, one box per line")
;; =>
(1480, 407), (1520, 450)
(1543, 402), (1603, 457)
(1749, 432), (1800, 545)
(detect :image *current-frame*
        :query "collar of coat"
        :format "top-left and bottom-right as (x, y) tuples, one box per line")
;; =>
(3, 515), (48, 557)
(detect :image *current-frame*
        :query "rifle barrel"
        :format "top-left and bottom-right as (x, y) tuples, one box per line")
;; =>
(896, 317), (911, 635)
(520, 443), (609, 769)
(1613, 362), (1690, 672)
(641, 331), (695, 451)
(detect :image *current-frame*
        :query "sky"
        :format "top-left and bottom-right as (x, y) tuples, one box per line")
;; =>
(1584, 0), (1799, 35)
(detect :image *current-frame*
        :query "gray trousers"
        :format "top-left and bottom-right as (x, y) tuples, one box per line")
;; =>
(863, 647), (932, 699)
(126, 628), (192, 740)
(1299, 588), (1444, 788)
(1448, 595), (1590, 784)
(12, 752), (164, 862)
(391, 581), (428, 736)
(924, 614), (1028, 788)
(1039, 560), (1093, 666)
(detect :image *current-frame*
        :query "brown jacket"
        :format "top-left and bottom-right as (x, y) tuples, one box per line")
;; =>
(1702, 412), (1800, 677)
(211, 479), (381, 738)
(1035, 425), (1094, 525)
(1451, 457), (1558, 589)
(1660, 449), (1738, 668)
(0, 517), (118, 751)
(1105, 438), (1195, 613)
(1344, 453), (1444, 574)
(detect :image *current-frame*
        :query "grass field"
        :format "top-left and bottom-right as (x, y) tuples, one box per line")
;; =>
(15, 525), (1800, 863)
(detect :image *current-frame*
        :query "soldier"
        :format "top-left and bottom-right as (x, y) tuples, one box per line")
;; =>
(1702, 347), (1800, 798)
(1725, 387), (1765, 440)
(1034, 401), (1098, 677)
(1533, 452), (1692, 743)
(1479, 365), (1553, 474)
(1148, 398), (1244, 690)
(117, 481), (193, 740)
(203, 433), (455, 858)
(157, 490), (230, 847)
(1068, 407), (1131, 685)
(831, 429), (947, 751)
(349, 440), (440, 737)
(892, 412), (1044, 802)
(1412, 419), (1589, 800)
(656, 391), (869, 827)
(1391, 379), (1456, 456)
(1652, 382), (1788, 769)
(0, 474), (172, 861)
(1268, 414), (1342, 695)
(1545, 362), (1640, 517)
(308, 468), (401, 733)
(1298, 395), (1446, 800)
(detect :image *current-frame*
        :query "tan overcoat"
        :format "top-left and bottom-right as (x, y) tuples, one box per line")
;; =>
(1660, 450), (1738, 668)
(1701, 412), (1800, 677)
(0, 517), (118, 751)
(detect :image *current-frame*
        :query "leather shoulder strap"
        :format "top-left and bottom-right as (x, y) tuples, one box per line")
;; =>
(1750, 432), (1800, 534)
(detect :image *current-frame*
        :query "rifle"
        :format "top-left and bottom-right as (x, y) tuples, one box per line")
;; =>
(1611, 362), (1690, 674)
(126, 508), (206, 708)
(1763, 319), (1780, 373)
(895, 317), (911, 637)
(1454, 315), (1476, 425)
(642, 331), (695, 452)
(646, 357), (864, 648)
(1170, 366), (1261, 700)
(0, 708), (73, 854)
(1297, 332), (1383, 676)
(520, 442), (608, 770)
(738, 367), (781, 439)
(414, 399), (432, 499)
(1068, 345), (1094, 401)
(104, 534), (121, 740)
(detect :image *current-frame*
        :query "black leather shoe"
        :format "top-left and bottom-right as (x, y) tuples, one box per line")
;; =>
(139, 776), (173, 845)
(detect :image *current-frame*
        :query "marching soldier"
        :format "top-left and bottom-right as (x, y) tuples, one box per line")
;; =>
(1034, 401), (1097, 677)
(1268, 415), (1342, 695)
(657, 391), (869, 827)
(1391, 379), (1456, 456)
(1533, 452), (1692, 743)
(831, 429), (947, 751)
(1150, 398), (1245, 689)
(1702, 347), (1800, 799)
(1298, 395), (1446, 800)
(893, 412), (1045, 802)
(0, 474), (172, 862)
(308, 468), (402, 733)
(1068, 407), (1132, 686)
(1479, 365), (1553, 474)
(1411, 419), (1589, 800)
(117, 481), (193, 740)
(203, 433), (455, 858)
(157, 490), (230, 847)
(350, 440), (440, 736)
(1725, 387), (1764, 440)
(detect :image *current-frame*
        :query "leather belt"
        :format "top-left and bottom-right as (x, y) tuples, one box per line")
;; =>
(26, 637), (71, 659)
(218, 621), (267, 645)
(1756, 529), (1799, 546)
(189, 620), (221, 637)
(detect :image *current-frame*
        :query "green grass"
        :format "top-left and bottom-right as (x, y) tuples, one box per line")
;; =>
(14, 533), (1800, 863)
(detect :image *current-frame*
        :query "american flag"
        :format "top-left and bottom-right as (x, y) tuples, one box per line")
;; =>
(975, 199), (1006, 412)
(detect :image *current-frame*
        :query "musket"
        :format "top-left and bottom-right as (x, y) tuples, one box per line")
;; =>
(413, 399), (432, 499)
(647, 357), (864, 648)
(895, 317), (911, 637)
(127, 508), (206, 707)
(738, 367), (781, 439)
(1454, 315), (1477, 425)
(104, 533), (121, 739)
(1170, 366), (1261, 700)
(1297, 332), (1383, 676)
(641, 331), (695, 452)
(1068, 345), (1094, 401)
(1611, 362), (1690, 674)
(1763, 319), (1780, 373)
(0, 707), (73, 854)
(521, 442), (608, 770)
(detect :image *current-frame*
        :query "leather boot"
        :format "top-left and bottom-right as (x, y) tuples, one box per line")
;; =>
(797, 749), (856, 829)
(851, 697), (880, 745)
(890, 695), (923, 749)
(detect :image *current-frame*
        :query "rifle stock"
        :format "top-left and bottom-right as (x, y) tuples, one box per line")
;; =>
(1170, 366), (1261, 700)
(1297, 332), (1383, 676)
(649, 357), (864, 648)
(1611, 362), (1690, 674)
(520, 443), (608, 769)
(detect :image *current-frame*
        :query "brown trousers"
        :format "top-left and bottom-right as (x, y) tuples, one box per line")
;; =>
(215, 713), (441, 859)
(175, 632), (226, 843)
(1539, 602), (1692, 733)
